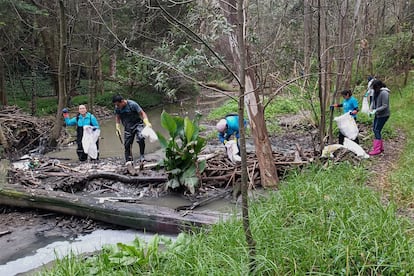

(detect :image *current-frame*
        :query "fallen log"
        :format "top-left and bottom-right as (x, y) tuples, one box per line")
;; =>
(0, 184), (229, 234)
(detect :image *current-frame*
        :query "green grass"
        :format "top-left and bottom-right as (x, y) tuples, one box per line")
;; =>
(386, 82), (414, 208)
(206, 97), (304, 135)
(39, 162), (414, 275)
(38, 79), (414, 275)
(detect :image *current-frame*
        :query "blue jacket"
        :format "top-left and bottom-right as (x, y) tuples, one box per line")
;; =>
(342, 96), (359, 119)
(218, 115), (246, 143)
(64, 112), (100, 128)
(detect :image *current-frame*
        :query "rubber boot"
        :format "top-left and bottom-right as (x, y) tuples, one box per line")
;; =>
(369, 139), (382, 156)
(379, 140), (384, 153)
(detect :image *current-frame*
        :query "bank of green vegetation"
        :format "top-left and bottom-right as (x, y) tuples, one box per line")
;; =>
(37, 80), (414, 275)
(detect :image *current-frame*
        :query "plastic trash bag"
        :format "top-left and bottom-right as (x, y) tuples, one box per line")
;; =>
(321, 144), (344, 158)
(361, 97), (369, 114)
(224, 140), (241, 162)
(141, 126), (158, 143)
(334, 113), (359, 140)
(343, 138), (369, 159)
(82, 126), (100, 159)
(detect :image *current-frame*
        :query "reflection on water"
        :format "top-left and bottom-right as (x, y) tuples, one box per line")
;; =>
(0, 229), (174, 276)
(47, 94), (229, 161)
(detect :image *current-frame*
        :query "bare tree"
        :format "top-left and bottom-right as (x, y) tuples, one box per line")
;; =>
(49, 0), (68, 148)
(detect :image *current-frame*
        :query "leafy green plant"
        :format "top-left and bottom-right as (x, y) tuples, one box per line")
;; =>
(157, 111), (207, 194)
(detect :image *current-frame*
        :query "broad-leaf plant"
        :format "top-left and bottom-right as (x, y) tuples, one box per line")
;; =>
(156, 111), (206, 194)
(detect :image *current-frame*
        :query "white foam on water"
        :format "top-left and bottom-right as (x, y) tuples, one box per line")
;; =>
(0, 229), (172, 276)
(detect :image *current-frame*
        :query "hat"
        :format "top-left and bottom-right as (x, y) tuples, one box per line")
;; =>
(216, 119), (227, 132)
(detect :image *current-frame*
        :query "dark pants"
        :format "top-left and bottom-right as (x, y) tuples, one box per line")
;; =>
(373, 116), (389, 139)
(124, 124), (145, 161)
(339, 132), (359, 145)
(338, 117), (359, 145)
(77, 140), (99, 161)
(76, 126), (99, 161)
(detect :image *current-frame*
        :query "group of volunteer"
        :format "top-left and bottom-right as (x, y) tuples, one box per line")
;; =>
(64, 77), (390, 163)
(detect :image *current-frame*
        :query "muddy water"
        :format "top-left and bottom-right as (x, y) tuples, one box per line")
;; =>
(1, 94), (238, 275)
(47, 93), (228, 161)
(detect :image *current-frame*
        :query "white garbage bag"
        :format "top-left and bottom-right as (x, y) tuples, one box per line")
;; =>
(141, 126), (158, 143)
(225, 140), (241, 163)
(334, 113), (359, 140)
(82, 126), (100, 159)
(321, 144), (344, 158)
(361, 97), (370, 114)
(343, 138), (369, 159)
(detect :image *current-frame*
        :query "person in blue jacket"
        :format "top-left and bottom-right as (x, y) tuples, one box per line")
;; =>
(331, 89), (359, 145)
(62, 104), (100, 161)
(216, 114), (246, 153)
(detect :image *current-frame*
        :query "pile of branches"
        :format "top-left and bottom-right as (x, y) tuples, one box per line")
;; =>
(7, 148), (312, 198)
(0, 106), (54, 160)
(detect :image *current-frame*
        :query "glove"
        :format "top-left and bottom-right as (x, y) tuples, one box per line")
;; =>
(92, 127), (97, 132)
(143, 118), (152, 128)
(116, 123), (122, 136)
(364, 91), (369, 97)
(223, 140), (228, 145)
(62, 108), (69, 118)
(369, 109), (376, 116)
(329, 105), (334, 111)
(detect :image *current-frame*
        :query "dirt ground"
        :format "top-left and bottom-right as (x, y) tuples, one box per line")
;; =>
(0, 113), (407, 266)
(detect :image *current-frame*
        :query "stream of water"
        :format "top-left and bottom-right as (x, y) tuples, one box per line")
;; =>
(0, 93), (236, 275)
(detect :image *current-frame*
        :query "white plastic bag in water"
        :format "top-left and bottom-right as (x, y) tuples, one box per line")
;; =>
(225, 140), (241, 163)
(82, 126), (100, 159)
(141, 126), (158, 143)
(334, 113), (359, 140)
(361, 97), (369, 114)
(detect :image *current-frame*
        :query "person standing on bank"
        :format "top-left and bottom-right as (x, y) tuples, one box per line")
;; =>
(330, 89), (359, 145)
(368, 79), (390, 156)
(112, 95), (152, 163)
(62, 104), (100, 161)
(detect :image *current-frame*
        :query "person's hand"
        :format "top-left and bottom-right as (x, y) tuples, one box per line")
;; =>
(329, 104), (338, 111)
(116, 123), (122, 136)
(369, 109), (376, 116)
(350, 110), (358, 115)
(223, 140), (228, 145)
(62, 108), (69, 118)
(364, 91), (369, 97)
(143, 118), (152, 128)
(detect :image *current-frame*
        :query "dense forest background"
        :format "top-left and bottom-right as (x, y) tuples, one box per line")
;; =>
(0, 0), (413, 152)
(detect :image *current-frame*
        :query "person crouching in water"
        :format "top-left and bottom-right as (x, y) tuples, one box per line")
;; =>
(216, 114), (246, 154)
(62, 104), (100, 161)
(330, 89), (359, 145)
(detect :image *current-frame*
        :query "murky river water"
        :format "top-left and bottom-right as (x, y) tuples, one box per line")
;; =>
(0, 93), (239, 275)
(47, 94), (225, 161)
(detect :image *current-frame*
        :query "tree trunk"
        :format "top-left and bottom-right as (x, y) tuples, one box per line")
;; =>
(303, 0), (313, 81)
(221, 0), (278, 189)
(234, 0), (256, 270)
(49, 0), (68, 148)
(0, 184), (223, 234)
(318, 0), (329, 147)
(0, 56), (6, 106)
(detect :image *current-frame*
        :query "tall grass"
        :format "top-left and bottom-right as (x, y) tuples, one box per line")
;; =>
(39, 80), (414, 275)
(386, 82), (414, 208)
(40, 162), (414, 275)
